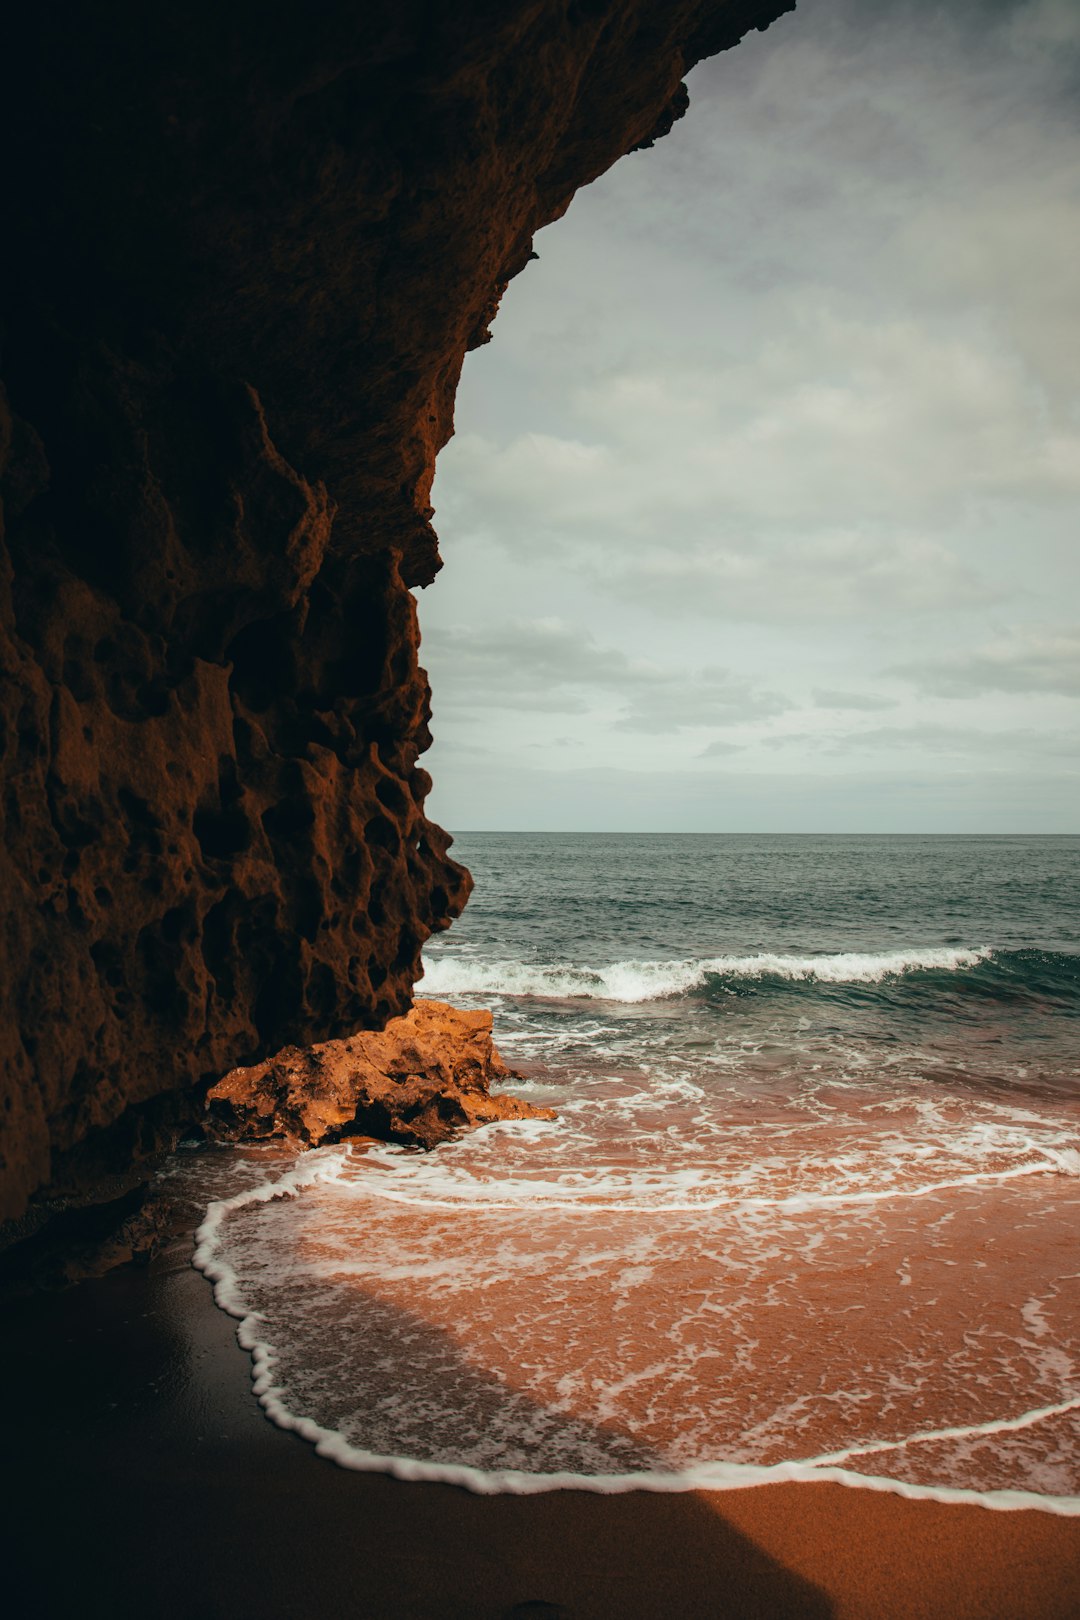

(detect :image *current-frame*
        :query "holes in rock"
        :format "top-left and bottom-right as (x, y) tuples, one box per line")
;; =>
(117, 789), (163, 857)
(16, 698), (45, 762)
(116, 784), (165, 874)
(374, 775), (408, 817)
(429, 885), (449, 916)
(364, 813), (400, 853)
(331, 844), (367, 897)
(306, 961), (337, 1021)
(135, 681), (170, 717)
(307, 573), (387, 700)
(17, 725), (43, 761)
(253, 955), (304, 1046)
(105, 675), (151, 723)
(160, 903), (194, 944)
(227, 613), (295, 713)
(137, 920), (191, 1024)
(49, 788), (104, 851)
(203, 895), (239, 1006)
(62, 658), (96, 703)
(193, 805), (251, 861)
(294, 881), (322, 943)
(91, 940), (126, 991)
(262, 799), (315, 844)
(194, 757), (251, 861)
(391, 926), (417, 973)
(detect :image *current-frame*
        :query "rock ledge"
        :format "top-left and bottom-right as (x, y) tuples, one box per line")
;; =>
(205, 1000), (553, 1152)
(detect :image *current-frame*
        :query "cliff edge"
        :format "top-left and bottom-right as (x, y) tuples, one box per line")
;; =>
(0, 0), (792, 1222)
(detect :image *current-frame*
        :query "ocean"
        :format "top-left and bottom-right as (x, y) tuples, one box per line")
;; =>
(190, 833), (1080, 1509)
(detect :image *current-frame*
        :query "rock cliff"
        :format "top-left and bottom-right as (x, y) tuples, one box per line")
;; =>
(0, 0), (792, 1223)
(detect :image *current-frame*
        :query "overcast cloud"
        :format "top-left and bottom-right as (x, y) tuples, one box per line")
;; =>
(417, 0), (1079, 831)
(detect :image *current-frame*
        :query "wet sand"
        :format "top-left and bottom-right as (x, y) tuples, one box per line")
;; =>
(202, 1131), (1080, 1494)
(2, 1233), (1078, 1620)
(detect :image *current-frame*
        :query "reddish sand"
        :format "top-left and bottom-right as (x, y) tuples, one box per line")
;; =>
(1, 1239), (1077, 1619)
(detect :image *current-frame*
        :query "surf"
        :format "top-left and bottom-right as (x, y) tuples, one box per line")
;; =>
(191, 834), (1080, 1514)
(420, 944), (1000, 1002)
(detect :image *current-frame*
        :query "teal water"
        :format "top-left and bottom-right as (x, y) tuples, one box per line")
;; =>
(422, 834), (1080, 1102)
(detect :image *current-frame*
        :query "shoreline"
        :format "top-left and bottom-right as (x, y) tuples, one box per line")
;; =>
(192, 1145), (1080, 1516)
(2, 1227), (1078, 1619)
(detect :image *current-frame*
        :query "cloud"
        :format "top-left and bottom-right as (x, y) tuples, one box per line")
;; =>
(830, 723), (1078, 760)
(813, 688), (897, 711)
(750, 720), (1078, 764)
(892, 627), (1080, 697)
(432, 0), (1080, 637)
(424, 619), (791, 735)
(602, 531), (998, 622)
(419, 0), (1080, 829)
(424, 619), (625, 714)
(611, 668), (790, 734)
(441, 429), (1007, 625)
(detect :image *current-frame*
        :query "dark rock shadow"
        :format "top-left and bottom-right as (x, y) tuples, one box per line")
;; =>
(0, 1239), (833, 1620)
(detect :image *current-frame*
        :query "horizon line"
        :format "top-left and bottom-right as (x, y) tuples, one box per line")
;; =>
(443, 829), (1078, 837)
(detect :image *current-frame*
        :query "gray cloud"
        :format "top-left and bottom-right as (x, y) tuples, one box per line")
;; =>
(891, 627), (1080, 698)
(419, 0), (1080, 829)
(751, 720), (1078, 763)
(439, 380), (1020, 621)
(812, 688), (897, 711)
(611, 669), (791, 735)
(426, 620), (791, 735)
(827, 723), (1078, 760)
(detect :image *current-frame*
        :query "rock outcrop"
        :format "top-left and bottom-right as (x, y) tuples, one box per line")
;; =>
(205, 999), (553, 1152)
(0, 0), (793, 1223)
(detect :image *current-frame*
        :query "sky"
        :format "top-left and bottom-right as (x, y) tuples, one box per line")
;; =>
(416, 0), (1079, 833)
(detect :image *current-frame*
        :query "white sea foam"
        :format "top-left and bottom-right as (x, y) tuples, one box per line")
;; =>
(190, 907), (1078, 1518)
(420, 945), (993, 1003)
(190, 1092), (1080, 1518)
(192, 1146), (1080, 1514)
(334, 1135), (1071, 1214)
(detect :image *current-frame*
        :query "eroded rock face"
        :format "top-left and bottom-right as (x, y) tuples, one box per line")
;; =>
(205, 999), (553, 1152)
(0, 0), (792, 1221)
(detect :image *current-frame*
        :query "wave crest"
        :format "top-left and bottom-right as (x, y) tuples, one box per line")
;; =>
(420, 946), (994, 1004)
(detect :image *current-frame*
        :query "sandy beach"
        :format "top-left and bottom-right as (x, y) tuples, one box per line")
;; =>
(2, 1226), (1077, 1620)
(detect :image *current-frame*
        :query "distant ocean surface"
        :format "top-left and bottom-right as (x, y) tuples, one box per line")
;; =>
(191, 834), (1080, 1509)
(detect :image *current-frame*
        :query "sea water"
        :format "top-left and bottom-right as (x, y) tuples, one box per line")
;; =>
(191, 834), (1080, 1508)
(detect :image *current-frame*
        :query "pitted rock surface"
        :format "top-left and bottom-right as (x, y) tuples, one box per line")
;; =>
(0, 0), (792, 1221)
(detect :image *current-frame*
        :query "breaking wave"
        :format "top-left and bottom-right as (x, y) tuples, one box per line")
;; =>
(421, 945), (1080, 1006)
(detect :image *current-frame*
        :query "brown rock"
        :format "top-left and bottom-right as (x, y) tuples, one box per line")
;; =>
(0, 0), (793, 1222)
(205, 1000), (554, 1152)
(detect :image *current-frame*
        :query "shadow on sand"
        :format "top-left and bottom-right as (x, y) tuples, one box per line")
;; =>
(0, 1239), (833, 1619)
